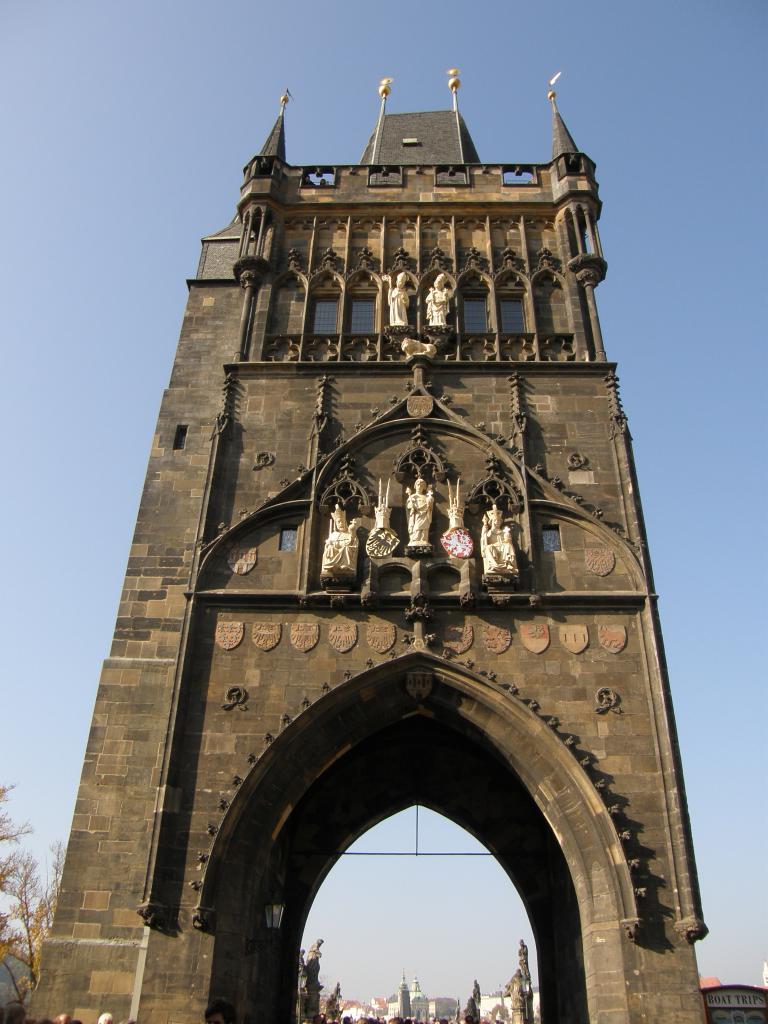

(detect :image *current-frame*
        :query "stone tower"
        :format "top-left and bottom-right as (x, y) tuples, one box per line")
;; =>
(33, 82), (707, 1024)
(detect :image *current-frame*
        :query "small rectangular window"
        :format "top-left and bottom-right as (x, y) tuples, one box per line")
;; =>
(463, 299), (488, 332)
(173, 425), (188, 450)
(279, 528), (298, 552)
(542, 525), (561, 552)
(500, 299), (525, 333)
(312, 300), (338, 333)
(350, 299), (375, 333)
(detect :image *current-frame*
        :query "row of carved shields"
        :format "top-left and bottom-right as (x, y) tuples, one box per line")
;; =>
(215, 620), (628, 655)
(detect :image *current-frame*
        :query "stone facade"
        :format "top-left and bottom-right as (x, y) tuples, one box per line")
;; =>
(33, 97), (706, 1024)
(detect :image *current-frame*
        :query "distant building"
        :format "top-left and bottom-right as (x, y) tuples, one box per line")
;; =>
(386, 973), (450, 1020)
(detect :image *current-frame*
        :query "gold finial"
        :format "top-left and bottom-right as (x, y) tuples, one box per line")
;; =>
(547, 70), (562, 103)
(379, 76), (393, 99)
(280, 88), (292, 109)
(446, 67), (461, 93)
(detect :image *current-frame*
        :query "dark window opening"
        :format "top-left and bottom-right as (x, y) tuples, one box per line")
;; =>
(279, 528), (298, 552)
(502, 166), (535, 186)
(500, 299), (525, 332)
(542, 525), (561, 552)
(350, 299), (375, 333)
(463, 298), (488, 333)
(173, 425), (188, 450)
(312, 299), (338, 333)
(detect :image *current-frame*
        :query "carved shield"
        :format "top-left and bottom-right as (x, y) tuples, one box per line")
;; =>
(252, 622), (281, 651)
(227, 544), (258, 575)
(367, 621), (397, 653)
(598, 624), (627, 654)
(520, 623), (550, 654)
(483, 625), (512, 654)
(443, 623), (473, 654)
(366, 527), (399, 558)
(405, 671), (433, 700)
(406, 395), (434, 418)
(215, 621), (244, 651)
(585, 547), (615, 577)
(328, 622), (357, 653)
(440, 527), (474, 558)
(559, 625), (589, 654)
(290, 623), (319, 653)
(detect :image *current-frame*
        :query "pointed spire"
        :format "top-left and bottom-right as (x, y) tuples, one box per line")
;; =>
(259, 91), (289, 162)
(547, 78), (579, 160)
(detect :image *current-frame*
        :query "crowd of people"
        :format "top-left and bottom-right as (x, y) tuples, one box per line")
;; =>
(0, 1011), (131, 1024)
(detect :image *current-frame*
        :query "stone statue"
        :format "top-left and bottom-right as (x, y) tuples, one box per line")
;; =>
(321, 505), (360, 576)
(480, 504), (518, 580)
(519, 939), (530, 984)
(300, 939), (324, 1022)
(472, 979), (482, 1009)
(440, 477), (473, 558)
(383, 271), (410, 326)
(426, 272), (453, 326)
(325, 981), (342, 1021)
(366, 478), (399, 557)
(405, 477), (434, 555)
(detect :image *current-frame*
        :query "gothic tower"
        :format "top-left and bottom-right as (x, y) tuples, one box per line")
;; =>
(33, 81), (707, 1024)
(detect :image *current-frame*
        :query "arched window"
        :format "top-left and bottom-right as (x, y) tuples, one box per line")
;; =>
(309, 275), (341, 335)
(459, 274), (490, 334)
(496, 273), (527, 335)
(345, 273), (377, 335)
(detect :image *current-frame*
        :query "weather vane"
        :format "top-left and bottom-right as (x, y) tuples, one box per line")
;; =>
(280, 88), (292, 109)
(378, 76), (393, 99)
(446, 68), (461, 111)
(547, 70), (562, 102)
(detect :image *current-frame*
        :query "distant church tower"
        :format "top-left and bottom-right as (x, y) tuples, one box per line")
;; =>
(398, 971), (412, 1018)
(33, 77), (707, 1024)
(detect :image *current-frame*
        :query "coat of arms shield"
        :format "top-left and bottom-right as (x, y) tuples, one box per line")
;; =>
(585, 548), (616, 577)
(328, 622), (358, 653)
(227, 544), (258, 575)
(215, 621), (244, 650)
(598, 624), (627, 654)
(290, 623), (320, 653)
(559, 625), (589, 654)
(443, 623), (474, 654)
(483, 625), (512, 654)
(440, 527), (474, 558)
(405, 671), (433, 700)
(366, 527), (399, 558)
(406, 395), (434, 418)
(520, 623), (550, 654)
(366, 621), (396, 653)
(252, 622), (281, 651)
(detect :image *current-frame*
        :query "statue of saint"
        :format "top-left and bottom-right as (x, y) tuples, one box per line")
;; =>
(405, 477), (434, 550)
(426, 272), (453, 326)
(321, 505), (360, 575)
(480, 504), (518, 578)
(383, 271), (410, 326)
(304, 939), (323, 987)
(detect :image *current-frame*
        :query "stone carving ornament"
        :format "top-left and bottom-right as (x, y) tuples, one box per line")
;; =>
(440, 478), (473, 558)
(405, 477), (434, 555)
(443, 623), (474, 654)
(559, 625), (589, 654)
(252, 622), (281, 650)
(365, 479), (399, 558)
(520, 623), (550, 653)
(598, 624), (627, 653)
(227, 544), (258, 575)
(585, 547), (616, 576)
(383, 272), (411, 326)
(366, 621), (397, 653)
(215, 621), (244, 650)
(483, 625), (512, 654)
(321, 504), (360, 576)
(290, 623), (320, 652)
(406, 395), (434, 418)
(328, 622), (357, 652)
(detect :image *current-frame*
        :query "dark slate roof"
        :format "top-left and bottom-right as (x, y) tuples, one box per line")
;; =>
(551, 104), (579, 159)
(360, 110), (480, 165)
(259, 108), (286, 161)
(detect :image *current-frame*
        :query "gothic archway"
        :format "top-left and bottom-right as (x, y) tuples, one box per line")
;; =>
(197, 654), (637, 1024)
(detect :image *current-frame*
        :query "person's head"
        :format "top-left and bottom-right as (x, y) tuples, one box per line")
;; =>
(55, 1015), (71, 1024)
(204, 998), (236, 1024)
(97, 1014), (113, 1024)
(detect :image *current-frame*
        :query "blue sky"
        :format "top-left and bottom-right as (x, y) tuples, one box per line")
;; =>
(1, 0), (766, 1004)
